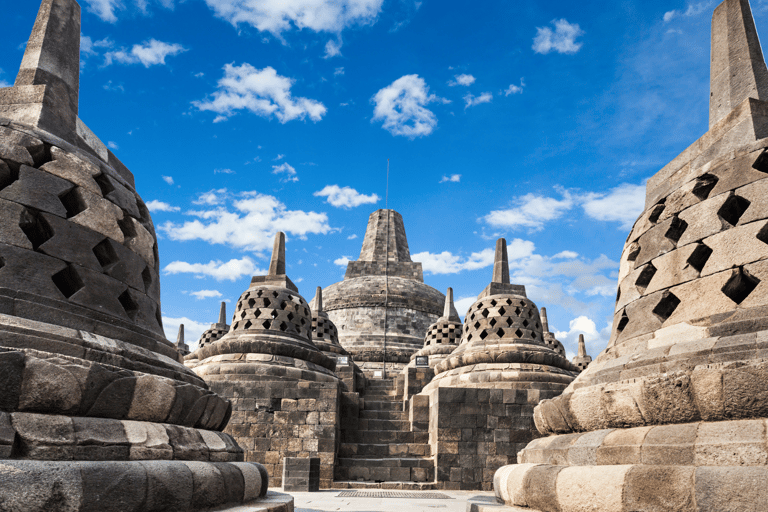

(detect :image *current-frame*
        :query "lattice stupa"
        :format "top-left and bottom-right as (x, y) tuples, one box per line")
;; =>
(408, 287), (462, 368)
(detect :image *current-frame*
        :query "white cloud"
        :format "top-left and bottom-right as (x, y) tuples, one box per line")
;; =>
(202, 0), (384, 37)
(324, 39), (343, 58)
(107, 141), (119, 150)
(162, 175), (174, 185)
(194, 64), (326, 123)
(162, 316), (209, 350)
(273, 154), (285, 161)
(372, 75), (444, 138)
(448, 74), (475, 86)
(483, 190), (575, 232)
(334, 67), (345, 76)
(159, 190), (333, 252)
(413, 240), (535, 275)
(314, 185), (380, 208)
(214, 168), (236, 174)
(439, 174), (461, 183)
(163, 257), (261, 281)
(347, 234), (358, 240)
(464, 92), (493, 108)
(334, 256), (352, 266)
(533, 19), (584, 55)
(505, 79), (525, 95)
(146, 200), (180, 212)
(581, 183), (645, 230)
(272, 162), (298, 182)
(554, 315), (611, 358)
(190, 289), (223, 300)
(663, 2), (713, 22)
(104, 39), (186, 67)
(553, 250), (578, 259)
(84, 0), (174, 23)
(454, 296), (476, 319)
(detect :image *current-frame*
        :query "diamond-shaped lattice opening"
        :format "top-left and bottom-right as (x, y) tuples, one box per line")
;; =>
(262, 320), (272, 329)
(244, 320), (252, 329)
(240, 311), (246, 319)
(466, 333), (473, 342)
(479, 330), (488, 340)
(117, 215), (136, 240)
(248, 298), (256, 307)
(514, 307), (521, 315)
(470, 312), (476, 321)
(270, 309), (279, 318)
(52, 264), (84, 299)
(626, 244), (641, 265)
(118, 289), (139, 321)
(59, 188), (87, 219)
(141, 266), (152, 293)
(496, 328), (505, 338)
(94, 173), (115, 197)
(481, 309), (489, 318)
(721, 267), (760, 305)
(263, 298), (271, 307)
(514, 328), (523, 338)
(616, 310), (629, 333)
(692, 173), (719, 200)
(497, 306), (506, 316)
(280, 300), (288, 309)
(752, 149), (768, 173)
(718, 195), (751, 226)
(652, 291), (681, 322)
(272, 291), (279, 298)
(635, 263), (657, 293)
(19, 208), (53, 250)
(474, 321), (481, 329)
(489, 318), (497, 327)
(256, 290), (263, 297)
(300, 317), (306, 325)
(92, 239), (119, 269)
(648, 203), (666, 224)
(664, 217), (688, 244)
(506, 317), (514, 327)
(490, 299), (497, 307)
(686, 243), (713, 273)
(287, 312), (294, 321)
(522, 319), (529, 328)
(279, 322), (288, 331)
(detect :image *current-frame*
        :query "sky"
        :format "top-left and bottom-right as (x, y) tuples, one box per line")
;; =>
(3, 0), (768, 359)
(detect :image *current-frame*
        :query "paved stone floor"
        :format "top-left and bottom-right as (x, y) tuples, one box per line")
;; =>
(288, 489), (502, 512)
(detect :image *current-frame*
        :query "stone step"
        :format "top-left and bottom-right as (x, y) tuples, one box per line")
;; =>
(334, 458), (435, 483)
(359, 410), (407, 420)
(331, 481), (440, 490)
(356, 418), (411, 431)
(363, 391), (400, 398)
(339, 442), (431, 458)
(342, 429), (429, 444)
(362, 400), (403, 412)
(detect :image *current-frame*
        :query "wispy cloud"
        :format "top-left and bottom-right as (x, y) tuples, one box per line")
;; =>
(162, 175), (174, 185)
(146, 200), (180, 212)
(439, 174), (461, 183)
(505, 79), (525, 95)
(190, 289), (223, 300)
(663, 1), (713, 22)
(533, 19), (584, 55)
(448, 74), (475, 86)
(334, 255), (352, 266)
(464, 92), (492, 108)
(272, 162), (298, 182)
(164, 257), (261, 281)
(412, 240), (535, 275)
(104, 39), (186, 67)
(314, 185), (380, 208)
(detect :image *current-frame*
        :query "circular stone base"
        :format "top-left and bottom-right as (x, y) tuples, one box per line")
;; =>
(423, 363), (575, 392)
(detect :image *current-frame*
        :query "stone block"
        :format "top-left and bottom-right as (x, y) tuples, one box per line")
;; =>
(12, 412), (75, 459)
(695, 466), (768, 511)
(140, 461), (194, 512)
(695, 419), (768, 465)
(79, 461), (148, 512)
(0, 461), (83, 512)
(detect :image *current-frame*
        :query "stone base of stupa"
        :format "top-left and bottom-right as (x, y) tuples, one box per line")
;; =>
(492, 417), (768, 511)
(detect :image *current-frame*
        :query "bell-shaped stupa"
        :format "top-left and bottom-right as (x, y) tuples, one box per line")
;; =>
(539, 307), (566, 358)
(494, 1), (768, 509)
(198, 301), (231, 349)
(571, 333), (592, 372)
(321, 209), (445, 371)
(188, 232), (341, 488)
(425, 238), (579, 390)
(0, 1), (284, 509)
(408, 287), (463, 368)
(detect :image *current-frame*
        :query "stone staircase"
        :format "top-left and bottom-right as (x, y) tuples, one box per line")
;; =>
(333, 376), (436, 489)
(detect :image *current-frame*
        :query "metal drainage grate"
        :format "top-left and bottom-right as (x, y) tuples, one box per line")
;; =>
(336, 491), (453, 499)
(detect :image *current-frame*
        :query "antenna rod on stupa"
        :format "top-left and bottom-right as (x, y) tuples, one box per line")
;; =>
(541, 307), (550, 332)
(268, 232), (286, 276)
(314, 286), (323, 313)
(492, 238), (510, 284)
(709, 0), (768, 127)
(176, 324), (185, 346)
(218, 301), (227, 324)
(577, 334), (587, 357)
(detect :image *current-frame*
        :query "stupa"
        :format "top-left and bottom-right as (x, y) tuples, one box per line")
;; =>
(321, 209), (445, 371)
(539, 307), (566, 358)
(571, 333), (592, 372)
(494, 0), (768, 509)
(188, 232), (342, 488)
(408, 287), (462, 368)
(0, 1), (288, 510)
(198, 301), (231, 349)
(176, 323), (190, 356)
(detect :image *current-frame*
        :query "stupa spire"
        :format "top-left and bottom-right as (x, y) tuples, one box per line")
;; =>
(577, 334), (587, 357)
(540, 307), (550, 332)
(442, 287), (460, 322)
(492, 238), (510, 284)
(314, 286), (323, 313)
(218, 301), (227, 324)
(176, 324), (184, 346)
(269, 232), (286, 275)
(358, 209), (412, 262)
(709, 0), (768, 127)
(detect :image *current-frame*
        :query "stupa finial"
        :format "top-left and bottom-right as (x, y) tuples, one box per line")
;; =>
(314, 286), (323, 313)
(540, 307), (550, 332)
(492, 238), (510, 284)
(709, 0), (768, 127)
(442, 288), (460, 322)
(268, 232), (286, 276)
(176, 324), (185, 346)
(577, 334), (587, 357)
(218, 301), (227, 324)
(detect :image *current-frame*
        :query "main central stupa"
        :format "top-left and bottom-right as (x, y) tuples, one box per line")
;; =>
(318, 209), (444, 370)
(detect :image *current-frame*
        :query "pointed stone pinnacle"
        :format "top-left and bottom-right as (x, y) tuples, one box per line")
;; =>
(709, 0), (768, 127)
(541, 307), (550, 332)
(177, 324), (185, 345)
(443, 288), (460, 322)
(314, 286), (323, 313)
(218, 302), (227, 324)
(268, 232), (286, 276)
(578, 334), (587, 357)
(358, 209), (412, 262)
(492, 238), (510, 284)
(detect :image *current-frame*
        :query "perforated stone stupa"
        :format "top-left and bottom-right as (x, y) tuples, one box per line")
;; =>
(198, 301), (230, 349)
(408, 287), (462, 368)
(539, 307), (566, 358)
(493, 1), (768, 509)
(0, 2), (289, 510)
(321, 209), (444, 368)
(188, 232), (342, 488)
(571, 333), (592, 372)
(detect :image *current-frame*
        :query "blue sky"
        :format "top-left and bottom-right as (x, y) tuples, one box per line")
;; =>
(3, 0), (767, 358)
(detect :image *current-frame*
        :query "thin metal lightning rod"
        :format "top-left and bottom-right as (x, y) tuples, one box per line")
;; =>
(383, 159), (389, 377)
